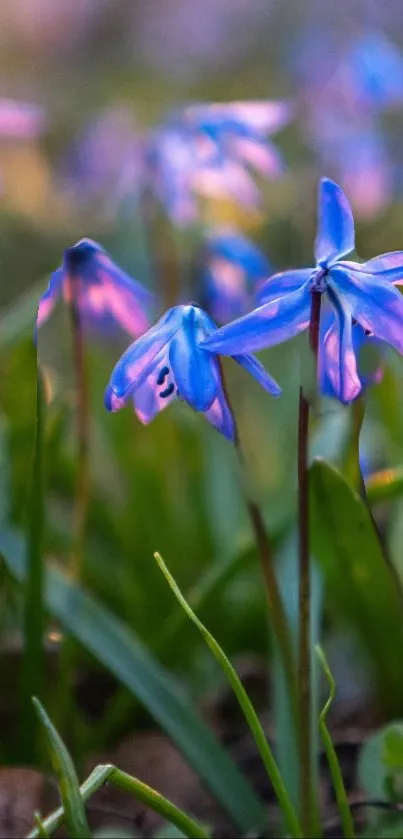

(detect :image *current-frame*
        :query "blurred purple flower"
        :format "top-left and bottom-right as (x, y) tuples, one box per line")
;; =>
(124, 100), (292, 225)
(105, 303), (281, 439)
(202, 178), (403, 404)
(293, 28), (403, 217)
(0, 99), (46, 140)
(202, 230), (271, 324)
(37, 238), (153, 339)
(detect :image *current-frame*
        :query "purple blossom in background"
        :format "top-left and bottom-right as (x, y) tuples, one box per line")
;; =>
(202, 230), (271, 324)
(119, 99), (292, 226)
(201, 178), (403, 404)
(293, 28), (403, 217)
(0, 99), (45, 140)
(60, 107), (140, 207)
(37, 239), (153, 339)
(104, 303), (281, 440)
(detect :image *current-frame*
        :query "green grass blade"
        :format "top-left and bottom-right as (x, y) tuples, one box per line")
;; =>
(21, 371), (45, 761)
(0, 528), (267, 835)
(316, 646), (355, 839)
(33, 697), (91, 839)
(154, 551), (302, 839)
(29, 763), (209, 839)
(33, 813), (50, 838)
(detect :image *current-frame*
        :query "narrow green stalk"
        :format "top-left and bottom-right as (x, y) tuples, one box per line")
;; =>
(298, 290), (321, 835)
(28, 763), (209, 839)
(316, 646), (355, 839)
(154, 551), (303, 838)
(21, 371), (44, 760)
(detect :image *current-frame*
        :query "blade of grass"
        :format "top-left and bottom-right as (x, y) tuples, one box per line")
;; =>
(28, 763), (210, 839)
(316, 646), (355, 839)
(33, 697), (91, 839)
(154, 551), (302, 839)
(21, 372), (45, 761)
(0, 528), (267, 835)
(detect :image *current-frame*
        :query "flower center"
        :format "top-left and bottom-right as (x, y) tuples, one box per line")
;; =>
(311, 267), (328, 293)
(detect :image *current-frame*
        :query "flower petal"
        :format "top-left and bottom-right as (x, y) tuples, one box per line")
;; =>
(105, 308), (180, 404)
(256, 268), (313, 304)
(204, 390), (235, 441)
(201, 282), (311, 355)
(133, 350), (177, 424)
(233, 354), (281, 396)
(331, 265), (403, 356)
(320, 285), (362, 403)
(169, 309), (220, 411)
(186, 100), (293, 134)
(315, 178), (355, 266)
(342, 252), (403, 285)
(36, 268), (63, 330)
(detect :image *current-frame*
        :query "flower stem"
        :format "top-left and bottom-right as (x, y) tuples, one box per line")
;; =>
(298, 289), (321, 835)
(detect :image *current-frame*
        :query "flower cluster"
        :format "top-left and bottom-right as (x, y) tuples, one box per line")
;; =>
(201, 230), (270, 324)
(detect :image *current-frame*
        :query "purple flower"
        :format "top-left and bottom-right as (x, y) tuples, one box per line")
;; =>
(104, 304), (281, 440)
(201, 178), (403, 404)
(202, 230), (271, 324)
(37, 239), (153, 339)
(140, 100), (292, 225)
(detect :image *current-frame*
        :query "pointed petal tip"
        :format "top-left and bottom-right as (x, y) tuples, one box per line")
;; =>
(104, 386), (126, 413)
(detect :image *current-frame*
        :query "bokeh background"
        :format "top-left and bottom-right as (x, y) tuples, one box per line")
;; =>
(3, 1), (403, 835)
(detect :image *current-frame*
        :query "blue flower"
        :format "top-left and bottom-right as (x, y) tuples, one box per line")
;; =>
(201, 178), (403, 404)
(37, 238), (153, 339)
(104, 304), (281, 440)
(141, 100), (292, 225)
(202, 230), (271, 324)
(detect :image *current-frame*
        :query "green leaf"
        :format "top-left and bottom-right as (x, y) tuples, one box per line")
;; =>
(0, 528), (267, 835)
(310, 458), (403, 713)
(358, 723), (403, 800)
(154, 551), (302, 839)
(33, 697), (91, 838)
(21, 372), (45, 761)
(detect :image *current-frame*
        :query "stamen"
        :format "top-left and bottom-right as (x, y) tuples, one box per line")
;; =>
(160, 382), (175, 399)
(364, 329), (372, 336)
(156, 366), (170, 386)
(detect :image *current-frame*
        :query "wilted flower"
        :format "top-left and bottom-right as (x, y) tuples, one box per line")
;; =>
(37, 238), (153, 339)
(105, 303), (281, 439)
(202, 230), (271, 324)
(201, 178), (403, 404)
